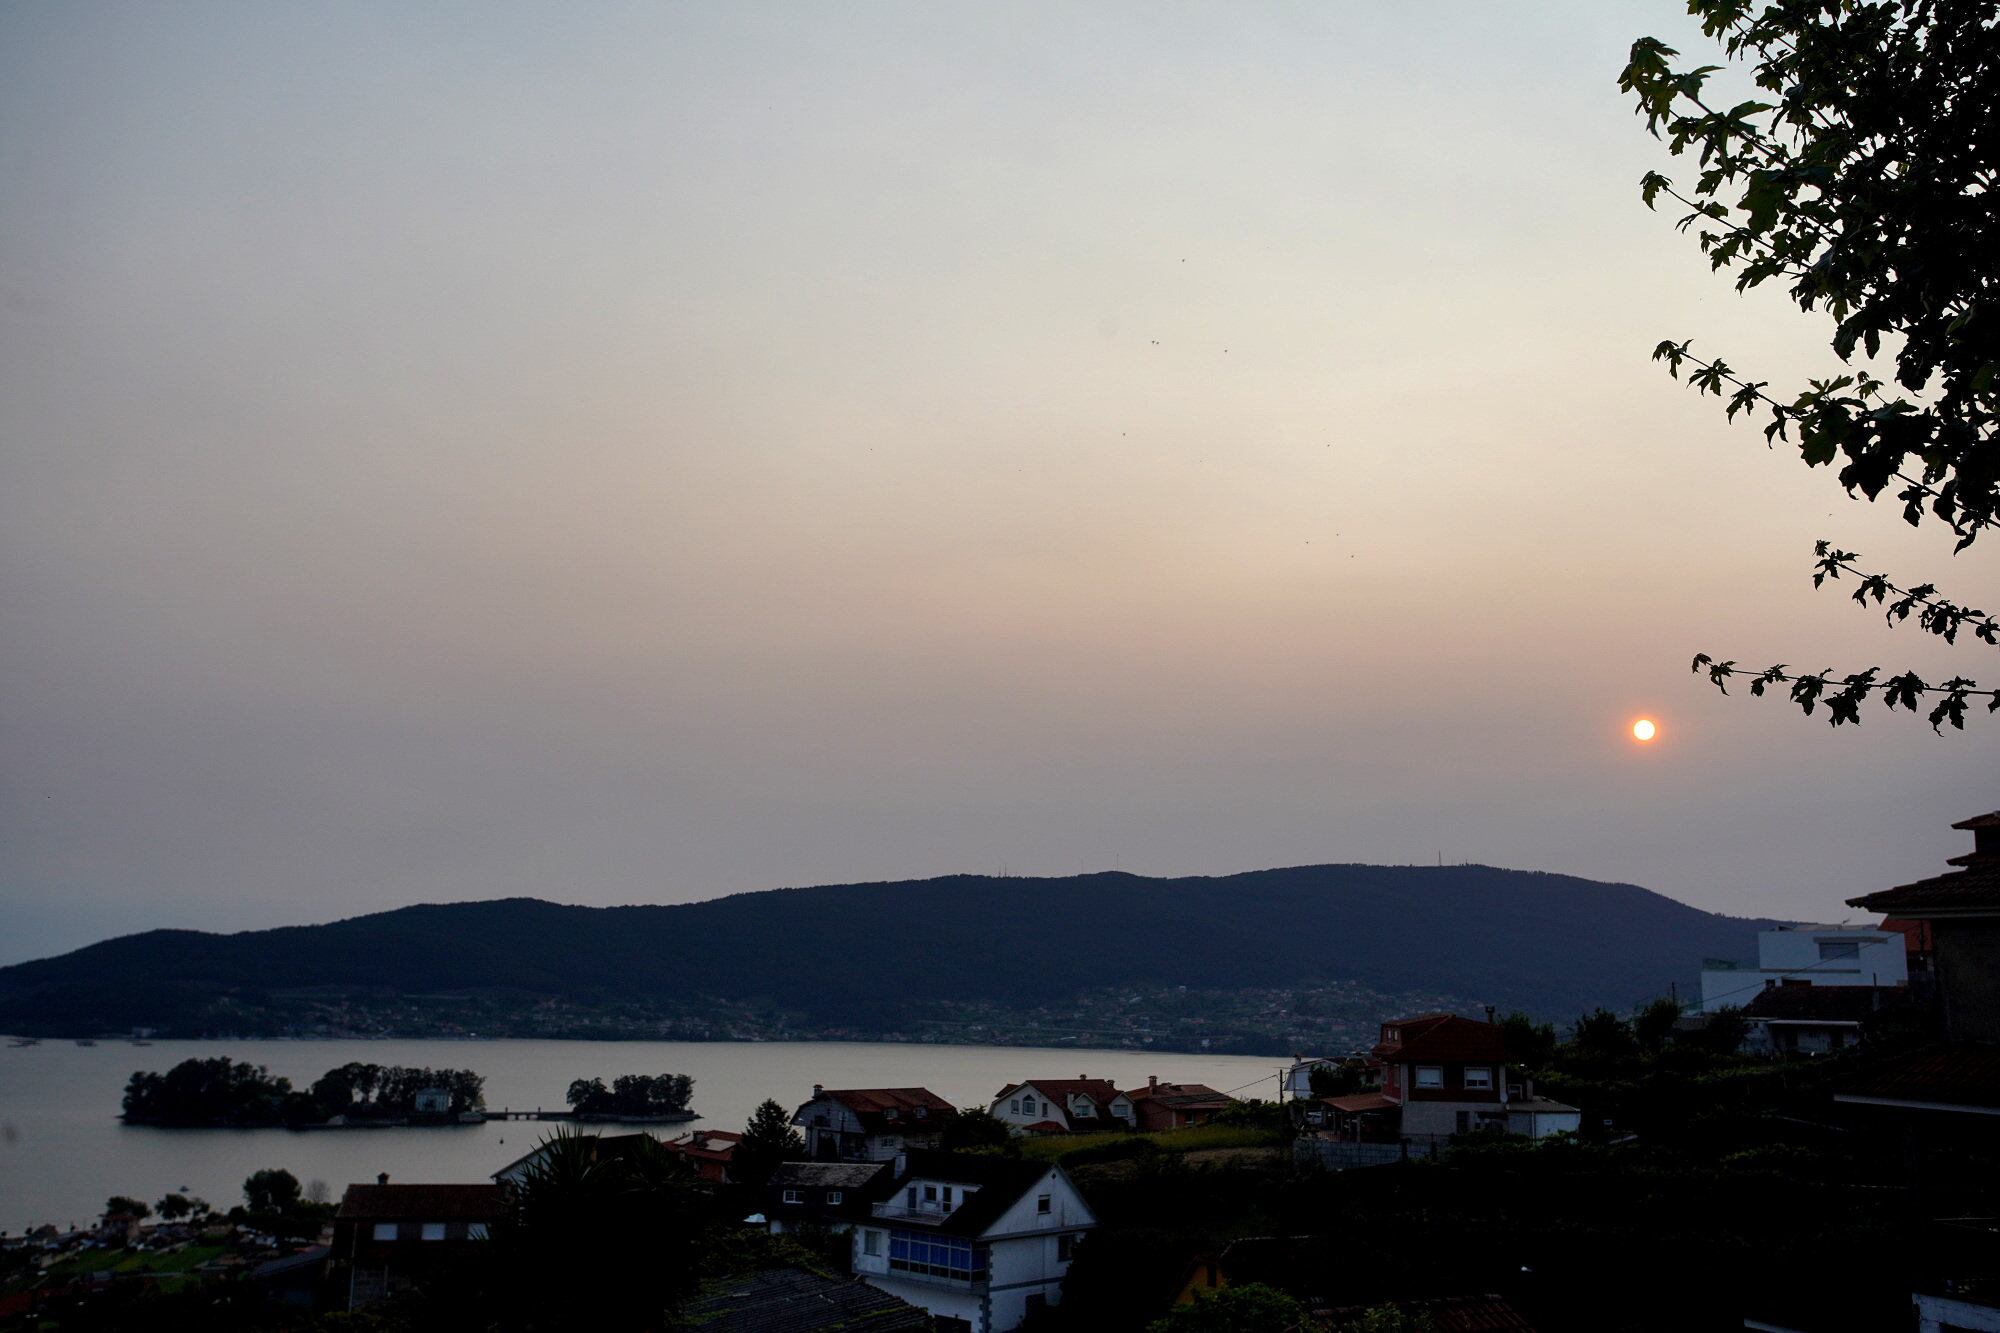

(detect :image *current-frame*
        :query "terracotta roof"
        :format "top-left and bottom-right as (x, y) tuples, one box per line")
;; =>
(1020, 1119), (1069, 1134)
(804, 1088), (955, 1132)
(669, 1130), (741, 1162)
(1742, 985), (1904, 1022)
(1000, 1078), (1122, 1119)
(1834, 1043), (2000, 1113)
(336, 1184), (506, 1221)
(682, 1267), (931, 1332)
(1121, 1081), (1233, 1109)
(1848, 862), (2000, 916)
(1326, 1092), (1399, 1114)
(1374, 1013), (1506, 1063)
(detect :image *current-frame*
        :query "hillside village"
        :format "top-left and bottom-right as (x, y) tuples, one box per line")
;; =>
(4, 811), (1999, 1331)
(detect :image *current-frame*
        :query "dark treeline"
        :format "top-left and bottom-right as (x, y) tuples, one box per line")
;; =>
(565, 1072), (695, 1117)
(120, 1057), (484, 1127)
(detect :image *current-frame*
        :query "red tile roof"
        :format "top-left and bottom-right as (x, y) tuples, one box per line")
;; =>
(336, 1184), (506, 1221)
(1848, 862), (2000, 916)
(1326, 1092), (1399, 1114)
(1374, 1013), (1506, 1063)
(1120, 1082), (1233, 1110)
(1742, 985), (1903, 1022)
(1002, 1079), (1122, 1118)
(810, 1088), (955, 1132)
(670, 1130), (742, 1161)
(1834, 1043), (2000, 1113)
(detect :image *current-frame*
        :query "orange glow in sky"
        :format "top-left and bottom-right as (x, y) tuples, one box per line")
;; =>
(1632, 718), (1658, 742)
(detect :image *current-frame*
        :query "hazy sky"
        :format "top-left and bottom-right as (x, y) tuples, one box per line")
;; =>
(2, 2), (1992, 966)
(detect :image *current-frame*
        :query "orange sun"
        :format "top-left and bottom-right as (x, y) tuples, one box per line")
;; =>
(1632, 718), (1658, 742)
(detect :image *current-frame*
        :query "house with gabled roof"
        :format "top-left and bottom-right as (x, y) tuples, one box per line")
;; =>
(1118, 1076), (1235, 1131)
(1833, 810), (2000, 1130)
(793, 1086), (956, 1162)
(849, 1151), (1097, 1333)
(1323, 1012), (1577, 1141)
(330, 1179), (506, 1309)
(1846, 809), (2000, 1043)
(989, 1078), (1122, 1134)
(765, 1161), (890, 1236)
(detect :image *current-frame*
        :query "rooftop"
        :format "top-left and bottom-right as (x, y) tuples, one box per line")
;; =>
(1374, 1013), (1506, 1064)
(336, 1183), (507, 1222)
(681, 1267), (930, 1333)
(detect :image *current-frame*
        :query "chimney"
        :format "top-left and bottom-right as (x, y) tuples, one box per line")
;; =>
(1148, 1075), (1157, 1092)
(376, 1173), (388, 1186)
(1484, 1005), (1496, 1025)
(812, 1084), (823, 1098)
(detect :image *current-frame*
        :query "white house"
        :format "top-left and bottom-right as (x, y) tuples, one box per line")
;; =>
(849, 1151), (1097, 1333)
(791, 1086), (956, 1162)
(1281, 1056), (1344, 1101)
(1699, 924), (1909, 1013)
(989, 1079), (1126, 1134)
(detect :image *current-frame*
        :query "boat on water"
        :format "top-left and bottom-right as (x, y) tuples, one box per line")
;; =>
(7, 1037), (40, 1047)
(74, 1039), (96, 1047)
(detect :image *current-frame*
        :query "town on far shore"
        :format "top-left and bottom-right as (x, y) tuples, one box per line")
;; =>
(4, 810), (1998, 1332)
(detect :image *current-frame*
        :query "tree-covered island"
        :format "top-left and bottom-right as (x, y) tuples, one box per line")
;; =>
(120, 1057), (486, 1127)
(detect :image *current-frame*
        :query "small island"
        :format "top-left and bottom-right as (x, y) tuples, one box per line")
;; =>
(121, 1057), (486, 1128)
(564, 1071), (696, 1123)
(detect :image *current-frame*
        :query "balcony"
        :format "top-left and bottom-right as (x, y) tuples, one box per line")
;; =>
(870, 1200), (958, 1224)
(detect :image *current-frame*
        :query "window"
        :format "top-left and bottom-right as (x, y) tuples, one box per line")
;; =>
(905, 1187), (917, 1208)
(466, 1223), (488, 1241)
(827, 1191), (843, 1205)
(372, 1223), (397, 1242)
(782, 1189), (803, 1204)
(923, 1185), (938, 1203)
(1455, 1111), (1470, 1134)
(1023, 1097), (1037, 1116)
(1057, 1233), (1075, 1262)
(1010, 1098), (1020, 1114)
(1415, 1066), (1444, 1089)
(420, 1222), (445, 1241)
(1818, 939), (1862, 961)
(888, 1232), (989, 1282)
(1036, 1194), (1052, 1215)
(941, 1186), (953, 1205)
(1463, 1066), (1493, 1090)
(863, 1230), (882, 1256)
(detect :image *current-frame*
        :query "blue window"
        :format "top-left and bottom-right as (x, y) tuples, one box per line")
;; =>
(888, 1231), (989, 1281)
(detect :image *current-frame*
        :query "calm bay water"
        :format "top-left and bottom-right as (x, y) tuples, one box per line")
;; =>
(0, 1039), (1285, 1232)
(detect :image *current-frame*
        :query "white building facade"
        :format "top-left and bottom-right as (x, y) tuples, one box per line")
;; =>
(849, 1154), (1097, 1333)
(1699, 924), (1908, 1013)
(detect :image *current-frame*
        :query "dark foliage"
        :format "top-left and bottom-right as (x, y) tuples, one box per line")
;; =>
(1622, 1), (2000, 726)
(122, 1057), (482, 1125)
(730, 1098), (807, 1188)
(120, 1057), (293, 1126)
(3, 866), (1780, 1037)
(939, 1105), (1015, 1151)
(310, 1062), (484, 1116)
(564, 1072), (694, 1116)
(241, 1168), (301, 1214)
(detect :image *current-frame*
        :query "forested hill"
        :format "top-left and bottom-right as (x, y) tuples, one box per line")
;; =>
(0, 865), (1779, 1037)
